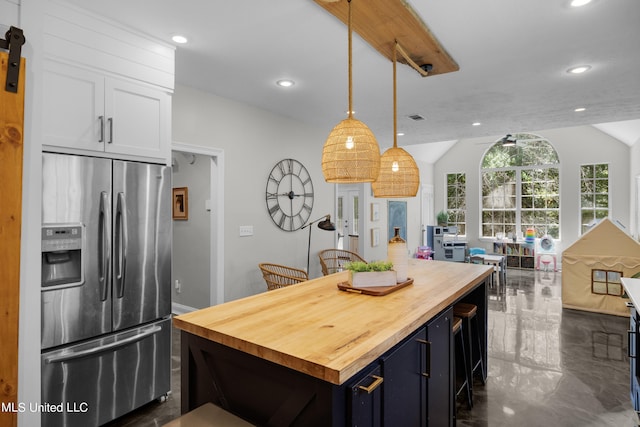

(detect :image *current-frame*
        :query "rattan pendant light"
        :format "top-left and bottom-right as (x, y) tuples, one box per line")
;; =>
(372, 42), (420, 198)
(322, 0), (381, 183)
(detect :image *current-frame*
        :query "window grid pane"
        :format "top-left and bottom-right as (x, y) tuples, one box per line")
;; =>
(481, 136), (560, 239)
(591, 269), (623, 296)
(446, 173), (466, 235)
(580, 163), (609, 234)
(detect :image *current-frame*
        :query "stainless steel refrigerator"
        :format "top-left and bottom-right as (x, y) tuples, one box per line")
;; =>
(40, 152), (172, 427)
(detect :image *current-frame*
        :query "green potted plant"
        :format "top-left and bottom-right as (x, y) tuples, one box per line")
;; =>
(437, 210), (448, 227)
(344, 260), (397, 288)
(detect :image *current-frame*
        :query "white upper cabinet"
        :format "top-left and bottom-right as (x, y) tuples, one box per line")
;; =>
(43, 60), (170, 160)
(42, 1), (175, 163)
(43, 61), (104, 151)
(105, 78), (170, 158)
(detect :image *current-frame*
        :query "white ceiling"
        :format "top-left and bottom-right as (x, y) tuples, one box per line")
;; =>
(65, 0), (640, 161)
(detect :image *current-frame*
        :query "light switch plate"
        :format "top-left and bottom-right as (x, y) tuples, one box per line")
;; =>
(239, 225), (253, 237)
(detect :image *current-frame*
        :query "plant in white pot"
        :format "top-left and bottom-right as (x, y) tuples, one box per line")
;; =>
(345, 260), (397, 288)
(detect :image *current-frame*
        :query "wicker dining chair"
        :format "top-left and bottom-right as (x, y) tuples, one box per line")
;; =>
(258, 263), (309, 291)
(318, 249), (367, 276)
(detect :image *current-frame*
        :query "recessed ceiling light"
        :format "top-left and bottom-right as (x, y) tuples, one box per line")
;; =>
(171, 35), (188, 44)
(276, 79), (295, 88)
(571, 0), (592, 7)
(397, 132), (405, 136)
(567, 65), (591, 74)
(574, 107), (586, 112)
(472, 122), (482, 126)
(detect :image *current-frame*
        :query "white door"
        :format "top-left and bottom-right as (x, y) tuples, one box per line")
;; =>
(337, 188), (360, 252)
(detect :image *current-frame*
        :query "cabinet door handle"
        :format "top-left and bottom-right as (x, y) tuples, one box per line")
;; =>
(358, 375), (383, 394)
(107, 117), (113, 144)
(98, 115), (105, 142)
(417, 338), (431, 378)
(629, 330), (636, 359)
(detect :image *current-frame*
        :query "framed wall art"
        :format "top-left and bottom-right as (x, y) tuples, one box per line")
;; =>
(371, 202), (380, 222)
(371, 228), (380, 247)
(172, 187), (189, 220)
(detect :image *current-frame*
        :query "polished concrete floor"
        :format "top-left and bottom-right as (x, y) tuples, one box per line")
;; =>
(107, 268), (639, 427)
(456, 269), (638, 426)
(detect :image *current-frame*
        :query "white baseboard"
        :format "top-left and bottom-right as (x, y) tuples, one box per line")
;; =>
(172, 302), (198, 315)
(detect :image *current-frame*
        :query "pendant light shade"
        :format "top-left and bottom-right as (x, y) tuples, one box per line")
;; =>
(322, 117), (381, 183)
(373, 41), (420, 198)
(373, 146), (420, 197)
(322, 0), (380, 183)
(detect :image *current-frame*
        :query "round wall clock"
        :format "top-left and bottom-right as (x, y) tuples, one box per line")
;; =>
(265, 159), (314, 231)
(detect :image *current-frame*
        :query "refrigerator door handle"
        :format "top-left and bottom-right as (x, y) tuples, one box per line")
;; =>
(115, 192), (128, 298)
(43, 325), (162, 364)
(99, 191), (110, 302)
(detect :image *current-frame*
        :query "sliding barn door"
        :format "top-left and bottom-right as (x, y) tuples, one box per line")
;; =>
(0, 51), (25, 427)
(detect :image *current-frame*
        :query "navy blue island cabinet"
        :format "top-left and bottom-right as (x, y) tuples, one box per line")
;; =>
(629, 304), (640, 412)
(175, 260), (490, 427)
(349, 307), (454, 426)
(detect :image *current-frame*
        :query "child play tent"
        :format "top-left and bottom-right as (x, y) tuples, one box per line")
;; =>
(562, 218), (640, 317)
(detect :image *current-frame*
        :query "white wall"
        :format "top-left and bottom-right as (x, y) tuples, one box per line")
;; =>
(172, 84), (336, 301)
(15, 0), (46, 426)
(0, 0), (18, 33)
(434, 125), (631, 256)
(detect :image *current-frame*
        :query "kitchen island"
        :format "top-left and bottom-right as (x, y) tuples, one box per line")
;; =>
(174, 259), (492, 426)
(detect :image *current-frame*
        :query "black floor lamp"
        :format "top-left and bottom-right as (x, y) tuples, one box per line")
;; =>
(301, 214), (336, 274)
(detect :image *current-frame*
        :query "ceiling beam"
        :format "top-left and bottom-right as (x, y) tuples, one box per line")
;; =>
(313, 0), (459, 77)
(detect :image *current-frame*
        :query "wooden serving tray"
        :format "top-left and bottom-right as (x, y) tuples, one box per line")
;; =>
(337, 278), (414, 296)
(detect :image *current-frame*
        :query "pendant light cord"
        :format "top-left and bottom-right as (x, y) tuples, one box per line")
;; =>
(393, 41), (398, 148)
(348, 0), (353, 120)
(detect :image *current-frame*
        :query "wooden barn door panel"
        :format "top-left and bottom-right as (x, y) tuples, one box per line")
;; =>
(0, 51), (25, 427)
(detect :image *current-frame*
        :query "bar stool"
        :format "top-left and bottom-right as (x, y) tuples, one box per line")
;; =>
(162, 402), (254, 427)
(453, 316), (472, 410)
(453, 302), (486, 393)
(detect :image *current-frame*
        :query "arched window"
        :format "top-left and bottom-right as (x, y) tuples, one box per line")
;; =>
(481, 134), (560, 239)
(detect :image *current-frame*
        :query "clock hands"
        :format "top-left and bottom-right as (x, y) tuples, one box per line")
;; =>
(287, 191), (300, 199)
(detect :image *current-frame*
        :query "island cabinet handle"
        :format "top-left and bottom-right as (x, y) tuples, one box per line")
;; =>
(358, 375), (384, 394)
(629, 330), (636, 359)
(417, 338), (431, 378)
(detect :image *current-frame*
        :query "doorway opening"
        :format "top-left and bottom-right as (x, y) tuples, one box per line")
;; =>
(171, 142), (224, 313)
(337, 184), (363, 254)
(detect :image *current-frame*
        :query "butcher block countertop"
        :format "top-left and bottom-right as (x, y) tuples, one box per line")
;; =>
(173, 259), (492, 385)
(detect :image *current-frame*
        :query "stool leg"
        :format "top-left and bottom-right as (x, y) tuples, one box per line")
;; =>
(462, 317), (474, 399)
(455, 327), (472, 410)
(471, 315), (487, 384)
